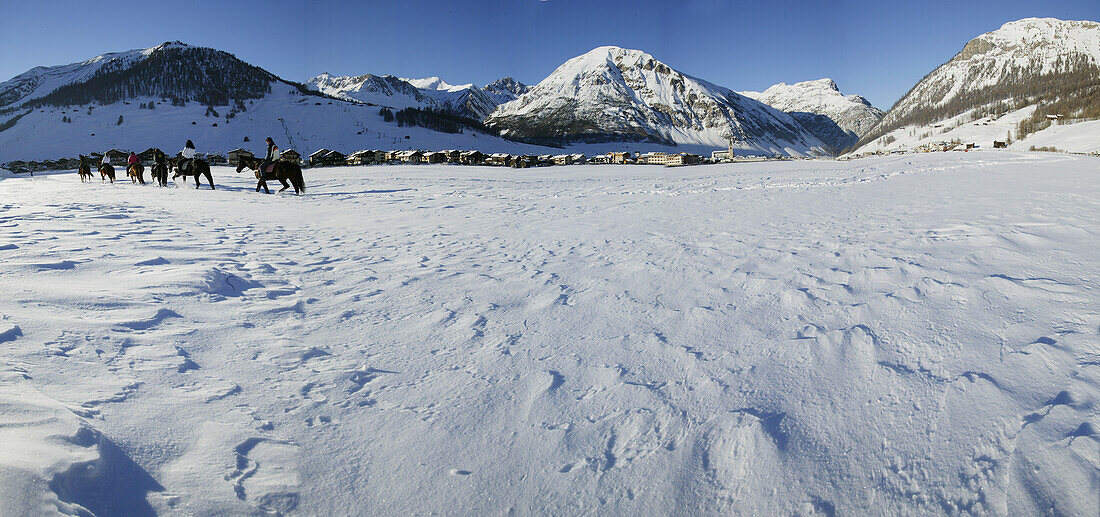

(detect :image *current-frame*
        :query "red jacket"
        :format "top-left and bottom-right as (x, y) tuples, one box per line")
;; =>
(128, 154), (139, 165)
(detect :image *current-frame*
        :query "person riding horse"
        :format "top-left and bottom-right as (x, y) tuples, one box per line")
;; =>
(180, 140), (197, 175)
(151, 148), (168, 187)
(260, 137), (280, 181)
(127, 151), (140, 169)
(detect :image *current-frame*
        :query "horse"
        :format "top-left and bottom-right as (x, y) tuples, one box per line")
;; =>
(98, 163), (115, 183)
(151, 161), (168, 187)
(127, 163), (146, 185)
(235, 155), (306, 195)
(77, 156), (94, 182)
(170, 157), (215, 190)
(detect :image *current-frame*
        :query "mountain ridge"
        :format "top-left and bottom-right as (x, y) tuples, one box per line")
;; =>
(485, 46), (828, 155)
(853, 17), (1100, 153)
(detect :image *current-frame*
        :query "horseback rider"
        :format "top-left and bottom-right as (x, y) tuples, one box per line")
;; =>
(260, 137), (280, 180)
(127, 151), (140, 169)
(153, 148), (166, 167)
(180, 140), (196, 174)
(101, 152), (111, 167)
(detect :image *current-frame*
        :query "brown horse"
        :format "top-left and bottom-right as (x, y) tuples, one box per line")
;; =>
(98, 163), (115, 183)
(127, 163), (146, 185)
(78, 156), (94, 182)
(236, 155), (306, 195)
(170, 157), (214, 189)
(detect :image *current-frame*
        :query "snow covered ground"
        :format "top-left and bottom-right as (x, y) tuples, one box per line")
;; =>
(1, 152), (1097, 515)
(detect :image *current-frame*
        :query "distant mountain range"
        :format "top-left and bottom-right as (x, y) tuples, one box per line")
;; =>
(304, 73), (528, 119)
(2, 17), (1099, 163)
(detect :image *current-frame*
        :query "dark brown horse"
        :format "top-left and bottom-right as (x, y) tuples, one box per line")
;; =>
(170, 157), (215, 190)
(98, 163), (115, 183)
(151, 161), (168, 187)
(236, 155), (306, 195)
(127, 163), (146, 185)
(78, 156), (94, 182)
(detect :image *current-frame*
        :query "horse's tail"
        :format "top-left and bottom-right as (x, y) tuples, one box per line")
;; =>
(294, 165), (306, 193)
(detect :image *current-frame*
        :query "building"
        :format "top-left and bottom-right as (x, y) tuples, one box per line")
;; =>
(459, 151), (485, 165)
(421, 151), (447, 164)
(280, 149), (302, 164)
(608, 152), (633, 164)
(310, 149), (346, 166)
(207, 154), (227, 165)
(512, 155), (538, 168)
(395, 150), (423, 163)
(348, 150), (385, 165)
(552, 154), (573, 166)
(443, 150), (462, 163)
(309, 148), (332, 166)
(590, 154), (611, 164)
(138, 148), (159, 162)
(227, 148), (254, 165)
(487, 153), (513, 166)
(993, 140), (1007, 149)
(644, 152), (703, 166)
(711, 149), (732, 162)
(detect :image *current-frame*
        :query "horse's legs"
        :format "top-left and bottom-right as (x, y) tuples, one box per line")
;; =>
(206, 171), (214, 190)
(278, 178), (290, 192)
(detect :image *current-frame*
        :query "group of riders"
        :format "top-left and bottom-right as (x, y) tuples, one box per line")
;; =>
(79, 136), (286, 189)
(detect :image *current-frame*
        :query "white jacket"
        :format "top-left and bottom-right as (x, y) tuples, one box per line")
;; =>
(101, 154), (110, 164)
(181, 147), (196, 159)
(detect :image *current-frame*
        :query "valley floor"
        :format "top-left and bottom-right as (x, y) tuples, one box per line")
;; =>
(0, 152), (1097, 515)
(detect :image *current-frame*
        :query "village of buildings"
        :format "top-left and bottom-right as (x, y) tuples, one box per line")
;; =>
(4, 115), (1095, 174)
(2, 145), (761, 174)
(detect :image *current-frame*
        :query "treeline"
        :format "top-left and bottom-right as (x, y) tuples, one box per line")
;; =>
(386, 107), (497, 135)
(853, 54), (1100, 149)
(27, 47), (276, 108)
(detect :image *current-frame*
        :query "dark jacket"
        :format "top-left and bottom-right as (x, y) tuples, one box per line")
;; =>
(265, 141), (278, 161)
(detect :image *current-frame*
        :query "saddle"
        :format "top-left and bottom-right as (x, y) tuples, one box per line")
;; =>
(264, 163), (277, 174)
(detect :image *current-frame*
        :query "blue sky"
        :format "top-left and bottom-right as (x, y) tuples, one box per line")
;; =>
(1, 0), (1097, 109)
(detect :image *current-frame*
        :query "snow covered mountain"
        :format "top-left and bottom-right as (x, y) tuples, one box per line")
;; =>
(305, 73), (525, 119)
(485, 46), (828, 156)
(740, 79), (884, 152)
(854, 18), (1100, 153)
(0, 42), (294, 113)
(482, 77), (529, 105)
(0, 43), (548, 163)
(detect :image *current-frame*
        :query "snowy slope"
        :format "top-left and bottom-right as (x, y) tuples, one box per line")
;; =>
(485, 46), (828, 156)
(0, 85), (552, 164)
(740, 79), (884, 150)
(0, 45), (554, 163)
(0, 43), (186, 108)
(1, 152), (1098, 514)
(855, 18), (1100, 153)
(1010, 118), (1100, 153)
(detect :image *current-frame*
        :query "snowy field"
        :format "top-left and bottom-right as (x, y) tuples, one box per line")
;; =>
(1, 152), (1098, 515)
